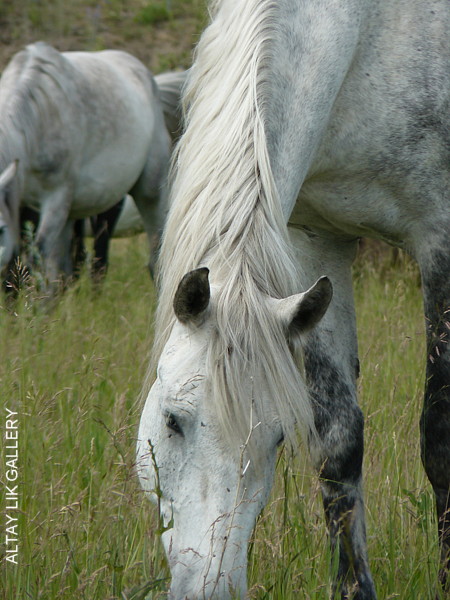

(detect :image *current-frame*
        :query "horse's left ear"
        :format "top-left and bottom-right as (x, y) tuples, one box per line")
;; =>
(275, 276), (333, 337)
(173, 267), (211, 325)
(0, 160), (18, 190)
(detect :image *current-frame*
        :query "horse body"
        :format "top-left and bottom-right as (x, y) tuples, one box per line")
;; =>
(0, 42), (171, 284)
(137, 1), (449, 598)
(52, 50), (162, 216)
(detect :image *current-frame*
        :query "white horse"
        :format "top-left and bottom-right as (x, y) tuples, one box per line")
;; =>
(0, 42), (172, 288)
(137, 1), (450, 598)
(83, 72), (188, 240)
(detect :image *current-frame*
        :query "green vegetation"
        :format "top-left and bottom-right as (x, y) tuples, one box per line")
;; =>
(0, 0), (207, 74)
(0, 238), (442, 599)
(135, 4), (172, 26)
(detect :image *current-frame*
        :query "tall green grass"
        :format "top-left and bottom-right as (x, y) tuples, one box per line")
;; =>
(0, 239), (442, 599)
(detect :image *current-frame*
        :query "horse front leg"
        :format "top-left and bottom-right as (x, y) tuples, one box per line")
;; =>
(34, 192), (71, 293)
(419, 245), (450, 594)
(305, 334), (375, 600)
(290, 229), (376, 599)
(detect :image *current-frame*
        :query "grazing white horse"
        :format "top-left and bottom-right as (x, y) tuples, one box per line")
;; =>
(137, 1), (450, 598)
(0, 42), (171, 288)
(83, 73), (188, 240)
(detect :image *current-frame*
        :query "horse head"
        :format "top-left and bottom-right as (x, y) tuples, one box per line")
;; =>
(137, 267), (332, 599)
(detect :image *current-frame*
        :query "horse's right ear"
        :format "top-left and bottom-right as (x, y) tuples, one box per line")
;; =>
(173, 267), (210, 325)
(0, 161), (18, 189)
(275, 276), (333, 338)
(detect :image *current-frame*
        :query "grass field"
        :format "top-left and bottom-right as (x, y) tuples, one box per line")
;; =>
(0, 237), (442, 599)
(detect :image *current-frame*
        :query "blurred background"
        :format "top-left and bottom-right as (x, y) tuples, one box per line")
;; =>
(0, 0), (206, 73)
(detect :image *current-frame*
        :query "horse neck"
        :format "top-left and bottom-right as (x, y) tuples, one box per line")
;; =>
(0, 103), (27, 242)
(0, 122), (25, 168)
(263, 1), (368, 220)
(0, 75), (34, 182)
(0, 157), (22, 248)
(0, 45), (65, 178)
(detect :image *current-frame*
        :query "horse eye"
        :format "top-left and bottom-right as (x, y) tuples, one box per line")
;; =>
(166, 414), (183, 436)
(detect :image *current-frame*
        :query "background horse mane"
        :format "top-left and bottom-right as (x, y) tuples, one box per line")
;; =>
(0, 43), (71, 170)
(151, 0), (315, 453)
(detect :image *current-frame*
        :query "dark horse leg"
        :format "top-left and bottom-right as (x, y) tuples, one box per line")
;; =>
(5, 201), (125, 291)
(293, 230), (376, 599)
(72, 219), (87, 278)
(89, 197), (125, 281)
(419, 242), (450, 594)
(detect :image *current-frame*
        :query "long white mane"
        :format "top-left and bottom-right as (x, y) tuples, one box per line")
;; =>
(152, 0), (315, 451)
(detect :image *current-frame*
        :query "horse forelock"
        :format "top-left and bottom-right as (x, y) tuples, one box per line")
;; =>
(148, 0), (315, 453)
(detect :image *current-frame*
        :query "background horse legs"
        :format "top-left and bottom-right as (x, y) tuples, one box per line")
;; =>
(418, 240), (450, 594)
(290, 228), (377, 599)
(34, 192), (71, 292)
(89, 197), (125, 281)
(72, 218), (86, 278)
(20, 200), (127, 284)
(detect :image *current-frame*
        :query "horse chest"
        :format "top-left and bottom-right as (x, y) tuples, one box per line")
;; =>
(287, 72), (448, 245)
(289, 179), (407, 245)
(276, 1), (449, 245)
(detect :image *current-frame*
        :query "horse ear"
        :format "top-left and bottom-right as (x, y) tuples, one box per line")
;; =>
(0, 161), (18, 189)
(173, 267), (211, 325)
(275, 276), (333, 337)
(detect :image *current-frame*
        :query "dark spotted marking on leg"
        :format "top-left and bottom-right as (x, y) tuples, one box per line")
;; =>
(305, 347), (364, 489)
(420, 245), (450, 592)
(323, 490), (375, 600)
(304, 340), (376, 599)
